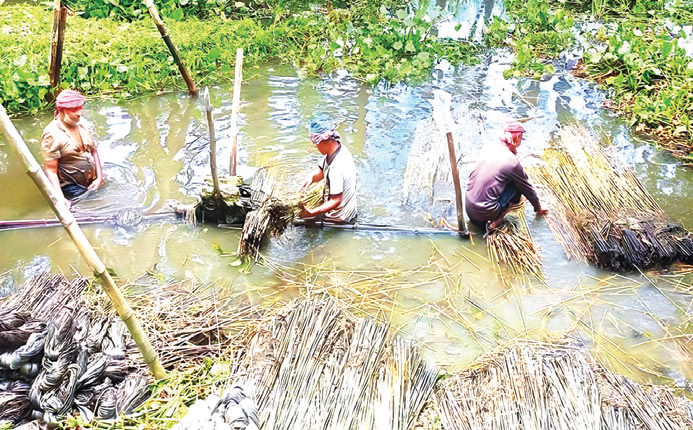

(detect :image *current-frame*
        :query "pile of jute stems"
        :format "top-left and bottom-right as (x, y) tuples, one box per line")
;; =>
(486, 201), (543, 281)
(238, 182), (324, 258)
(530, 124), (693, 271)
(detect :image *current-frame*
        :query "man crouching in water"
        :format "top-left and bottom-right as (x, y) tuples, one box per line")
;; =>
(41, 89), (104, 207)
(465, 121), (548, 231)
(299, 115), (358, 224)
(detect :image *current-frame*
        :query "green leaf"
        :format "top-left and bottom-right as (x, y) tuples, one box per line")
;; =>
(207, 47), (221, 61)
(405, 41), (415, 52)
(170, 8), (183, 21)
(14, 55), (27, 67)
(393, 41), (403, 50)
(396, 9), (408, 20)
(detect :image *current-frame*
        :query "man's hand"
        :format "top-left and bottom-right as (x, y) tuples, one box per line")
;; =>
(301, 177), (313, 190)
(535, 206), (549, 216)
(88, 176), (105, 191)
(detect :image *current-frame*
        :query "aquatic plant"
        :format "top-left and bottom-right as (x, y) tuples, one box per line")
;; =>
(1, 3), (476, 115)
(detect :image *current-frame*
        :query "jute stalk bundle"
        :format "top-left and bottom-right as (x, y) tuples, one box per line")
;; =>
(435, 340), (693, 430)
(486, 201), (543, 280)
(237, 182), (324, 258)
(177, 298), (439, 430)
(530, 124), (693, 271)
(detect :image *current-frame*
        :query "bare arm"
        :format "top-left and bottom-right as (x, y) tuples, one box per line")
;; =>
(88, 146), (105, 190)
(301, 167), (324, 189)
(44, 159), (68, 207)
(300, 193), (342, 218)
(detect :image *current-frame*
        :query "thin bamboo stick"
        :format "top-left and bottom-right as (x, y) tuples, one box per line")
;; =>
(229, 48), (243, 176)
(0, 102), (167, 380)
(48, 0), (67, 98)
(203, 87), (220, 198)
(144, 0), (198, 96)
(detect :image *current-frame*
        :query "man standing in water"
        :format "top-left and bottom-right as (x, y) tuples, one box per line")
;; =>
(299, 115), (358, 223)
(465, 121), (548, 231)
(41, 90), (104, 205)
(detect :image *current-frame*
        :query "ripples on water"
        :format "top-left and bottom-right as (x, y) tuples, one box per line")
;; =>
(0, 7), (692, 386)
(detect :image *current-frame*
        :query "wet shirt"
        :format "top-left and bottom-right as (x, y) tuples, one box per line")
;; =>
(465, 142), (540, 223)
(41, 119), (97, 188)
(320, 144), (357, 222)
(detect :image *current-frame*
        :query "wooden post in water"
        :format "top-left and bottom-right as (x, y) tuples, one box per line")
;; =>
(144, 0), (198, 96)
(0, 103), (168, 380)
(431, 90), (469, 238)
(229, 48), (243, 176)
(203, 87), (220, 198)
(48, 0), (67, 100)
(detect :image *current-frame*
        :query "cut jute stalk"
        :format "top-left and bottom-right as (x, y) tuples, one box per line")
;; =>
(144, 0), (198, 96)
(48, 0), (67, 100)
(229, 48), (243, 176)
(0, 102), (167, 380)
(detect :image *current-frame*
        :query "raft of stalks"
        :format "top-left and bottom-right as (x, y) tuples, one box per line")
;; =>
(238, 182), (324, 258)
(530, 124), (693, 271)
(434, 339), (693, 430)
(486, 201), (543, 281)
(176, 298), (439, 430)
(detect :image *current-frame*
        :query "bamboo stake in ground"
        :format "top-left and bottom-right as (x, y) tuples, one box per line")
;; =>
(229, 48), (243, 176)
(431, 90), (469, 238)
(203, 87), (220, 198)
(48, 0), (67, 100)
(144, 0), (198, 96)
(0, 102), (168, 380)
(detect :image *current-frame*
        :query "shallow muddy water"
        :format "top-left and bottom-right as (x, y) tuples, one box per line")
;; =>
(1, 10), (692, 393)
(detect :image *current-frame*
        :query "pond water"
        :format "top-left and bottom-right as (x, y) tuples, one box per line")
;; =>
(1, 3), (692, 394)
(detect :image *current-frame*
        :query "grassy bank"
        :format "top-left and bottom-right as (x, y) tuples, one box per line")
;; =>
(0, 3), (476, 115)
(488, 0), (693, 160)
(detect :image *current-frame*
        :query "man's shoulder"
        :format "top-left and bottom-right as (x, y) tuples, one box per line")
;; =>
(42, 119), (61, 134)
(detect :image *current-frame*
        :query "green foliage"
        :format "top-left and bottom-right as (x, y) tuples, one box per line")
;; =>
(1, 4), (477, 115)
(492, 0), (574, 79)
(584, 23), (693, 141)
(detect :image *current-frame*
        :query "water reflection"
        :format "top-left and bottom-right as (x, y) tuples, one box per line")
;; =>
(0, 54), (691, 389)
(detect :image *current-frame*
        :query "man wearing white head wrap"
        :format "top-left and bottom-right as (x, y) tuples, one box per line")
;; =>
(299, 115), (358, 223)
(465, 121), (548, 231)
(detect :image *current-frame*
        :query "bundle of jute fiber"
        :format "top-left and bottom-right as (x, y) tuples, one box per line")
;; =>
(0, 274), (149, 427)
(486, 201), (543, 280)
(174, 298), (439, 430)
(434, 340), (693, 430)
(238, 182), (324, 258)
(530, 124), (693, 271)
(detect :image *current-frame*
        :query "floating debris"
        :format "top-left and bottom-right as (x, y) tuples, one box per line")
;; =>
(175, 298), (439, 430)
(435, 340), (693, 429)
(486, 201), (543, 280)
(530, 124), (693, 271)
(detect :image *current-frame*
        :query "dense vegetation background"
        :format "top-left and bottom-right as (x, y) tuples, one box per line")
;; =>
(1, 0), (691, 157)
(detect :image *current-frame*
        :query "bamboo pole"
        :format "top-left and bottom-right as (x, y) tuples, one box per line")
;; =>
(229, 48), (243, 176)
(445, 131), (468, 236)
(0, 103), (168, 380)
(431, 90), (469, 238)
(203, 87), (220, 198)
(144, 0), (198, 96)
(48, 0), (67, 99)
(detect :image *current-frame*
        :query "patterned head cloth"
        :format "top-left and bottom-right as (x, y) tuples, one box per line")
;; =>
(502, 121), (525, 134)
(55, 90), (86, 110)
(309, 114), (340, 145)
